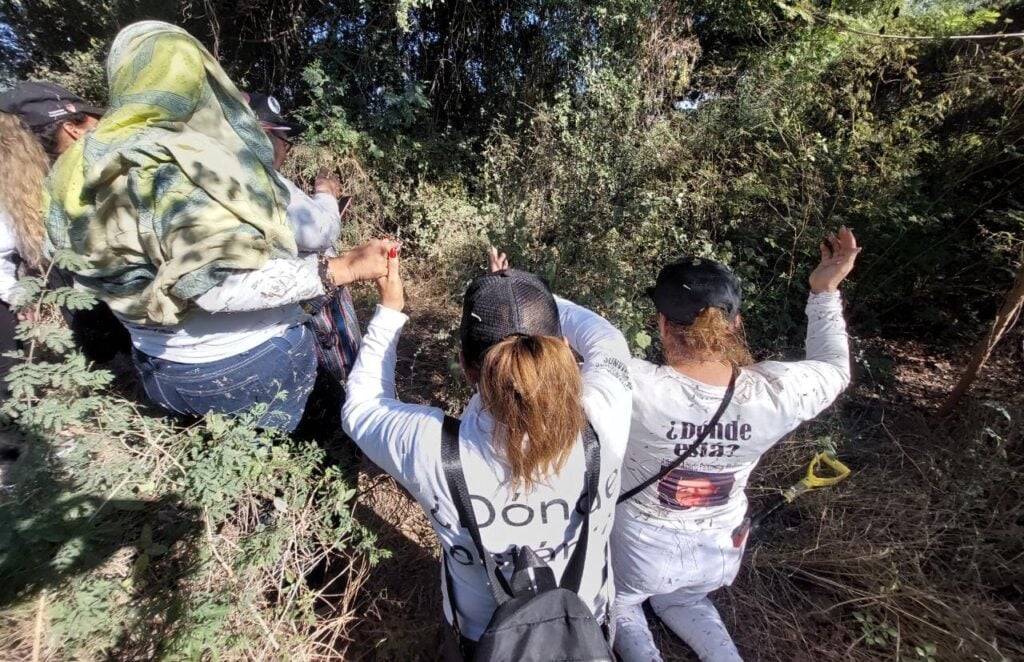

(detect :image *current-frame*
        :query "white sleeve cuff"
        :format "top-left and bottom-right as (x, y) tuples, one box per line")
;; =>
(371, 304), (409, 329)
(808, 291), (842, 305)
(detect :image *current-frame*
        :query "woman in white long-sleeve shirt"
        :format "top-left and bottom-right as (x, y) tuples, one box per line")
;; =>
(342, 252), (632, 658)
(244, 91), (346, 255)
(0, 210), (26, 384)
(612, 228), (860, 662)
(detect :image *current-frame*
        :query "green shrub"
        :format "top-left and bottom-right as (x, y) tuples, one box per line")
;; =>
(0, 264), (380, 660)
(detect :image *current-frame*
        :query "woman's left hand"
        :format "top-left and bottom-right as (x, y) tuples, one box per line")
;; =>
(376, 249), (404, 312)
(314, 166), (341, 198)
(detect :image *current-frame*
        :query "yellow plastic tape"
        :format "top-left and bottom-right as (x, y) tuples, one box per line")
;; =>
(781, 452), (852, 502)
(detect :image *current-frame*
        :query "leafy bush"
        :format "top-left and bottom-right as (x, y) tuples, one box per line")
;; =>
(470, 3), (1024, 350)
(2, 1), (1023, 659)
(0, 266), (380, 659)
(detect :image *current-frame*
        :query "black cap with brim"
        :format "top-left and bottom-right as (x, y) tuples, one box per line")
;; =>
(0, 81), (104, 129)
(460, 269), (562, 365)
(648, 257), (742, 325)
(245, 91), (306, 136)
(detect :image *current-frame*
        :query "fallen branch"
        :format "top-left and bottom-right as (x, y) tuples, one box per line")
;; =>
(32, 591), (45, 662)
(940, 257), (1024, 414)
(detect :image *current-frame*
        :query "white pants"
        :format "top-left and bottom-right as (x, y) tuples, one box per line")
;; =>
(611, 508), (746, 662)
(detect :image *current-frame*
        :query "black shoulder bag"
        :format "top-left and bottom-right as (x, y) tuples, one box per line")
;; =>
(617, 367), (739, 505)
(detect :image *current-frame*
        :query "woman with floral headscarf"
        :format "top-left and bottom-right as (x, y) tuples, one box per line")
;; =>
(45, 21), (395, 430)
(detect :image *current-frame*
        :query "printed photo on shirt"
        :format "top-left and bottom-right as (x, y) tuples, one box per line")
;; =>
(657, 467), (735, 510)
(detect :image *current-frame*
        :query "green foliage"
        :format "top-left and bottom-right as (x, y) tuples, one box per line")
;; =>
(459, 1), (1024, 350)
(0, 272), (376, 659)
(9, 2), (1020, 345)
(852, 609), (938, 660)
(3, 267), (112, 430)
(25, 38), (108, 102)
(853, 609), (899, 648)
(300, 59), (375, 155)
(3, 0), (1023, 657)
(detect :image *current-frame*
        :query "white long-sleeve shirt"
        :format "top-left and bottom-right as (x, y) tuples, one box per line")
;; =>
(281, 176), (341, 254)
(620, 291), (851, 529)
(124, 175), (342, 363)
(122, 256), (323, 362)
(342, 298), (633, 641)
(0, 212), (20, 306)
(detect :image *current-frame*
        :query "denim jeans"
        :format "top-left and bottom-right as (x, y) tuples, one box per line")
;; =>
(134, 323), (318, 432)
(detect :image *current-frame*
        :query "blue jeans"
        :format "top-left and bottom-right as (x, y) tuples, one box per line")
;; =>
(134, 324), (318, 432)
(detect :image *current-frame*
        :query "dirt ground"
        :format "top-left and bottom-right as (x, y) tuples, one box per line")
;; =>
(336, 284), (1024, 661)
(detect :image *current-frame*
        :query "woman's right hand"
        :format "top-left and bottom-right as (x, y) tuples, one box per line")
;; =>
(376, 250), (404, 312)
(809, 226), (861, 293)
(314, 166), (342, 198)
(328, 238), (397, 286)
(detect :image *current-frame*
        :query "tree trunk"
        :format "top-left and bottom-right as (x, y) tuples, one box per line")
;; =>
(939, 258), (1024, 415)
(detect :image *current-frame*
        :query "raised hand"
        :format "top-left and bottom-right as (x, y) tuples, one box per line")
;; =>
(488, 246), (509, 272)
(809, 226), (861, 293)
(376, 249), (404, 312)
(314, 166), (342, 198)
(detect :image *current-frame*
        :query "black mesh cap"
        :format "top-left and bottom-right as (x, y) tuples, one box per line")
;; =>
(244, 92), (305, 135)
(461, 269), (562, 365)
(647, 256), (741, 325)
(0, 81), (104, 129)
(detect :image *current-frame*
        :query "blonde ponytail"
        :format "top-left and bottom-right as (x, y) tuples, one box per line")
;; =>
(478, 335), (586, 492)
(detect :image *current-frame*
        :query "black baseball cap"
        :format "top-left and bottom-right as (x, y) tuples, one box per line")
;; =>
(461, 269), (562, 365)
(245, 92), (305, 135)
(0, 81), (104, 129)
(648, 256), (742, 325)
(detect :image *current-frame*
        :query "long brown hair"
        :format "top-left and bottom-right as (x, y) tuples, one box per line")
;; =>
(662, 307), (754, 367)
(478, 335), (587, 492)
(0, 113), (50, 271)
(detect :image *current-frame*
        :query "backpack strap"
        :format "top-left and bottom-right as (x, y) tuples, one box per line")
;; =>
(559, 421), (600, 593)
(440, 415), (514, 605)
(442, 552), (461, 637)
(510, 546), (558, 595)
(440, 417), (467, 638)
(441, 415), (603, 602)
(617, 367), (739, 505)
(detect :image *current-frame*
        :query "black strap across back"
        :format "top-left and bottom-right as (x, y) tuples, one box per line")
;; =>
(440, 415), (601, 628)
(617, 366), (739, 504)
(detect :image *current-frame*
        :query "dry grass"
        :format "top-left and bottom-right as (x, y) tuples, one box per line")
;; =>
(337, 288), (1024, 661)
(343, 469), (442, 661)
(677, 340), (1023, 662)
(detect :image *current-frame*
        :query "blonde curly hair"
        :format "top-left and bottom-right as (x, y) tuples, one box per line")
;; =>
(0, 113), (50, 271)
(662, 307), (754, 368)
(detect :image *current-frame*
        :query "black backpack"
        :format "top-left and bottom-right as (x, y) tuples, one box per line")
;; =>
(440, 416), (614, 662)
